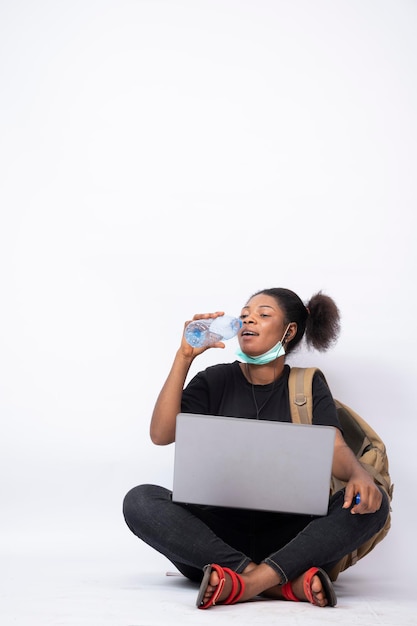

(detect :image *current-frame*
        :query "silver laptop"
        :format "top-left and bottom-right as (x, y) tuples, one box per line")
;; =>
(172, 413), (336, 516)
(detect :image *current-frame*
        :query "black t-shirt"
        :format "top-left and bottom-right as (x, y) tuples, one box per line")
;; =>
(181, 362), (341, 429)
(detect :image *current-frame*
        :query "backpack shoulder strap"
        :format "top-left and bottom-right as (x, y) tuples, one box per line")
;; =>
(288, 366), (324, 424)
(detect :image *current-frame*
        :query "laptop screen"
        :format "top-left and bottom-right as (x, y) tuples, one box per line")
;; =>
(172, 413), (335, 516)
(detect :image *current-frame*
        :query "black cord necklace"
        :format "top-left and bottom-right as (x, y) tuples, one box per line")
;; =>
(246, 363), (278, 419)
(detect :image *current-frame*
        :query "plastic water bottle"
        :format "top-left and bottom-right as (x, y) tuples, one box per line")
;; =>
(184, 315), (242, 348)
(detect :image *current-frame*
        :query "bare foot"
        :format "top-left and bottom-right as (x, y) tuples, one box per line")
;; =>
(290, 571), (329, 606)
(200, 563), (282, 607)
(263, 568), (335, 607)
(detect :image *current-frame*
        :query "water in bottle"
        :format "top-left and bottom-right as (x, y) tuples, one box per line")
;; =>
(184, 315), (242, 348)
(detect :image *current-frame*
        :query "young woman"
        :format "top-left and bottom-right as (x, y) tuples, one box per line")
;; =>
(123, 288), (389, 609)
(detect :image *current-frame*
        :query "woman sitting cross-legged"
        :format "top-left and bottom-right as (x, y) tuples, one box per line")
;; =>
(123, 287), (390, 609)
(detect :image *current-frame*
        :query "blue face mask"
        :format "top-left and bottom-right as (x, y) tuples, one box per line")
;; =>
(235, 325), (290, 365)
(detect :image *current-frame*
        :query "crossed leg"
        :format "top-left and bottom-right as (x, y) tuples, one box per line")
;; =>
(199, 562), (334, 608)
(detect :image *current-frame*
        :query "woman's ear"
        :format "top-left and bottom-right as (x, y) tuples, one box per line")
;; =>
(284, 322), (297, 344)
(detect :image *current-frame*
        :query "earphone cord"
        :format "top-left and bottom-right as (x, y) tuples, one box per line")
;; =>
(246, 362), (278, 419)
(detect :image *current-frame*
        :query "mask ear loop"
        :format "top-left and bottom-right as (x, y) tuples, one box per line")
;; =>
(281, 323), (293, 346)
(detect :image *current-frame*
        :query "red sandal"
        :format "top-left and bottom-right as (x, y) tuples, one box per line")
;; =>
(281, 567), (337, 607)
(196, 563), (245, 609)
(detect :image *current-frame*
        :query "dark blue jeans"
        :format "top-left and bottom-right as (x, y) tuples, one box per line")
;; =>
(123, 483), (389, 584)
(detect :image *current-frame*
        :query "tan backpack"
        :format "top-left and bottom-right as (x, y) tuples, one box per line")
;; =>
(288, 366), (393, 582)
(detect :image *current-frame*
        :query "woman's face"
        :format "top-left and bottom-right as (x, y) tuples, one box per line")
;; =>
(237, 294), (287, 357)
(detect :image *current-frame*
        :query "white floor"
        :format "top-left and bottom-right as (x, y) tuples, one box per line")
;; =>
(2, 527), (415, 626)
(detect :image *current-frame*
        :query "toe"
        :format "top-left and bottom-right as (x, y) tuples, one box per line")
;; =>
(308, 572), (328, 607)
(204, 571), (219, 600)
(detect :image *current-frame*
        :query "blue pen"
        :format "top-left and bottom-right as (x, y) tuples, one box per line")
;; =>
(354, 493), (361, 505)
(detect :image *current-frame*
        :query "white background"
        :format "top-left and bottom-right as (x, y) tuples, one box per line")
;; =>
(1, 1), (416, 622)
